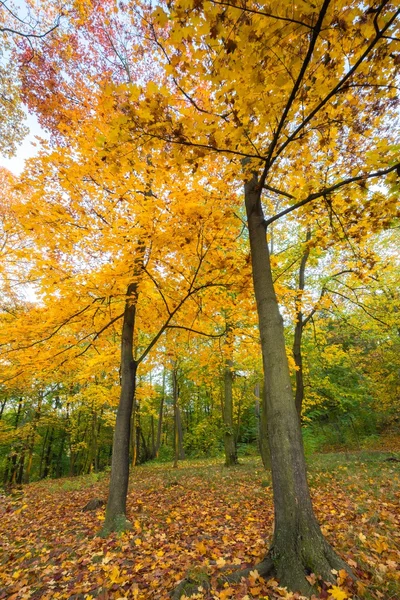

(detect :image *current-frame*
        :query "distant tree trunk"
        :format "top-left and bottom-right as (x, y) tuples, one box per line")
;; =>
(55, 429), (66, 478)
(176, 406), (185, 460)
(245, 174), (350, 594)
(135, 419), (140, 464)
(94, 414), (102, 472)
(293, 228), (311, 419)
(172, 366), (179, 468)
(0, 397), (7, 420)
(155, 368), (165, 457)
(223, 357), (238, 466)
(88, 406), (98, 472)
(254, 382), (260, 439)
(4, 398), (23, 485)
(103, 281), (138, 534)
(150, 415), (156, 459)
(42, 428), (54, 479)
(139, 426), (149, 461)
(131, 405), (137, 467)
(39, 427), (49, 478)
(24, 390), (43, 483)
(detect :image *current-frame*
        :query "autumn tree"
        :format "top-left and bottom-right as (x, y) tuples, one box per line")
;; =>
(9, 0), (400, 593)
(123, 0), (400, 593)
(0, 0), (62, 156)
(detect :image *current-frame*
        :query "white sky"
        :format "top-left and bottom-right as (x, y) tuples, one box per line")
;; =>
(0, 110), (48, 175)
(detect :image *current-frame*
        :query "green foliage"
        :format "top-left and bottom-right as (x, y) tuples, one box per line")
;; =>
(183, 419), (222, 458)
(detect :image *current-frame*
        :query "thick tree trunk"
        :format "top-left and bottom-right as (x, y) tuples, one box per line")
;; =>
(255, 382), (270, 469)
(103, 282), (138, 534)
(293, 228), (311, 419)
(223, 358), (238, 466)
(245, 175), (350, 594)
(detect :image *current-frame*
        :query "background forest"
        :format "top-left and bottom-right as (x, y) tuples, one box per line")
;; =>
(1, 214), (399, 483)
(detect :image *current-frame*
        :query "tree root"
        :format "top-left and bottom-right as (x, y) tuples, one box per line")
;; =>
(99, 514), (132, 537)
(171, 544), (355, 599)
(171, 569), (211, 600)
(171, 558), (274, 599)
(217, 556), (274, 585)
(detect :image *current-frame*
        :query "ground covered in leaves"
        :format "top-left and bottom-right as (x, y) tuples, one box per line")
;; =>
(0, 452), (399, 600)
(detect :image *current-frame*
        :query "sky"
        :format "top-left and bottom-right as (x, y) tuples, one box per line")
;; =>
(0, 110), (47, 175)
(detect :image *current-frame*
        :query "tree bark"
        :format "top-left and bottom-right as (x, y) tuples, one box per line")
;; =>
(255, 382), (270, 469)
(245, 174), (350, 594)
(103, 281), (138, 534)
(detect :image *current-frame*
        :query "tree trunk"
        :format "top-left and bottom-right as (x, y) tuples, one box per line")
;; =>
(255, 382), (270, 469)
(24, 390), (43, 483)
(223, 357), (238, 466)
(244, 174), (350, 594)
(155, 368), (165, 457)
(293, 228), (311, 419)
(43, 428), (54, 479)
(176, 405), (185, 460)
(103, 282), (138, 534)
(55, 429), (66, 478)
(172, 367), (179, 468)
(0, 397), (7, 420)
(150, 415), (156, 459)
(4, 398), (23, 485)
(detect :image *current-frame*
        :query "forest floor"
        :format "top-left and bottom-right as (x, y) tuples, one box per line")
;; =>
(0, 451), (399, 600)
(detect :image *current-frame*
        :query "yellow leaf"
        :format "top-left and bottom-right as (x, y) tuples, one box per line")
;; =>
(330, 585), (348, 600)
(219, 586), (234, 599)
(195, 541), (207, 554)
(134, 538), (142, 546)
(250, 586), (261, 595)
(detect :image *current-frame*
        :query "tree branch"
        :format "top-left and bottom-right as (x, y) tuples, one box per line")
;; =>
(263, 184), (295, 199)
(166, 324), (227, 337)
(271, 6), (400, 167)
(263, 163), (400, 227)
(260, 0), (332, 187)
(209, 0), (313, 29)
